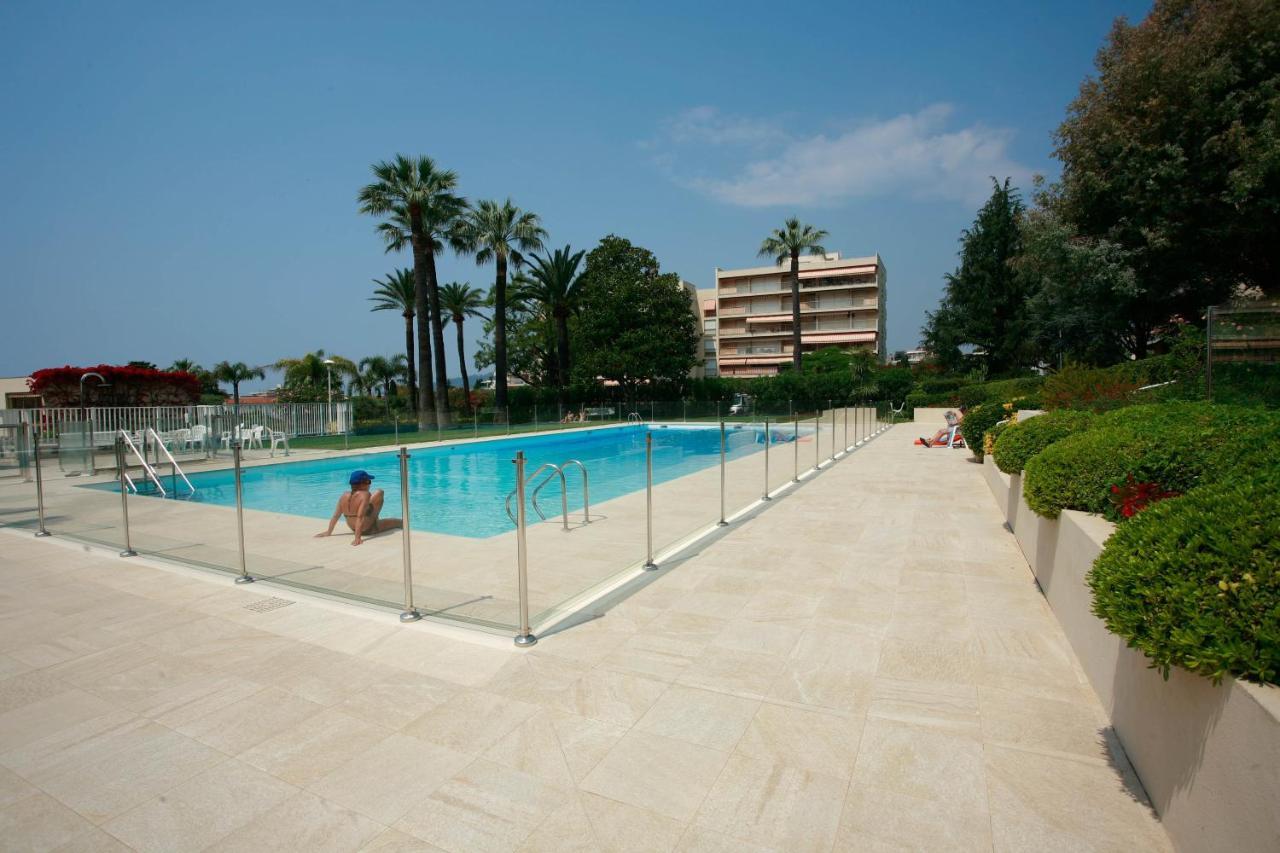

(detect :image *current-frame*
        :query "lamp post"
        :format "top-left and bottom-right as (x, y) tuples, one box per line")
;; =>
(323, 358), (335, 434)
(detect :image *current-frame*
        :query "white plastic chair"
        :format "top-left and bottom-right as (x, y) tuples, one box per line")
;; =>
(266, 427), (290, 457)
(189, 425), (207, 451)
(243, 426), (264, 450)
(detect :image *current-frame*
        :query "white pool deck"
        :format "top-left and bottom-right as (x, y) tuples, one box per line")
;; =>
(0, 422), (1171, 851)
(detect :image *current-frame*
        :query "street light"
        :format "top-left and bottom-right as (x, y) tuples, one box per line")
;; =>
(323, 359), (335, 433)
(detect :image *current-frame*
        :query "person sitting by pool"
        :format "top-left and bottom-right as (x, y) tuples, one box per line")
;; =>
(920, 406), (966, 447)
(314, 470), (403, 546)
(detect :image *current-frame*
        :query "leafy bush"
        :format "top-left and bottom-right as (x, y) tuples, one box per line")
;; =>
(954, 376), (1043, 408)
(1088, 467), (1280, 685)
(992, 410), (1095, 474)
(1212, 362), (1280, 409)
(1042, 363), (1142, 411)
(959, 403), (1008, 459)
(1022, 403), (1276, 520)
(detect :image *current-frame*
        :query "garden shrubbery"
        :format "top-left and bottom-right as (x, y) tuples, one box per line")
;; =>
(1022, 403), (1276, 520)
(959, 403), (1007, 459)
(992, 410), (1095, 474)
(1088, 467), (1280, 685)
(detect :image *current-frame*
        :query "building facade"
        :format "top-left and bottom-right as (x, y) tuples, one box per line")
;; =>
(713, 252), (887, 377)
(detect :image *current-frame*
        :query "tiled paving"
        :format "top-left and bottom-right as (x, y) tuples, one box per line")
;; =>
(0, 424), (1171, 851)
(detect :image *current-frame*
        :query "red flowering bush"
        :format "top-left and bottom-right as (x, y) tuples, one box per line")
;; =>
(1108, 474), (1180, 518)
(29, 365), (201, 406)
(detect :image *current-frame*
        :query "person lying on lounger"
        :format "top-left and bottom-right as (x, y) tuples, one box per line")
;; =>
(920, 406), (965, 447)
(315, 469), (403, 546)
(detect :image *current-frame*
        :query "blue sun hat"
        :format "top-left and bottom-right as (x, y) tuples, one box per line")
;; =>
(349, 469), (374, 486)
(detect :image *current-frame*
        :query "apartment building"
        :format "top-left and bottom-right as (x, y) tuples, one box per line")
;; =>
(713, 252), (887, 377)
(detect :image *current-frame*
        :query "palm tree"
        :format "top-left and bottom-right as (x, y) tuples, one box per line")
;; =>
(358, 355), (406, 399)
(455, 199), (546, 409)
(358, 155), (466, 430)
(274, 350), (357, 397)
(212, 361), (265, 408)
(520, 246), (585, 390)
(368, 269), (418, 411)
(759, 218), (829, 372)
(168, 358), (201, 374)
(439, 282), (487, 402)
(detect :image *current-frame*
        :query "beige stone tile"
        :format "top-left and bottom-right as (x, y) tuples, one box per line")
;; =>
(978, 686), (1109, 760)
(205, 791), (385, 853)
(767, 660), (872, 713)
(175, 686), (325, 755)
(307, 732), (470, 825)
(598, 633), (703, 681)
(481, 708), (625, 787)
(580, 730), (730, 822)
(358, 828), (447, 852)
(848, 718), (990, 837)
(635, 684), (759, 751)
(336, 671), (458, 731)
(0, 765), (35, 810)
(676, 647), (788, 699)
(739, 589), (823, 622)
(515, 794), (598, 853)
(693, 752), (845, 853)
(0, 791), (96, 852)
(0, 669), (73, 715)
(543, 667), (668, 728)
(0, 711), (162, 785)
(675, 825), (781, 852)
(0, 653), (33, 682)
(836, 782), (993, 851)
(394, 759), (570, 852)
(710, 620), (802, 657)
(875, 637), (977, 686)
(39, 728), (226, 824)
(403, 689), (541, 755)
(240, 707), (393, 786)
(577, 791), (687, 853)
(0, 689), (125, 758)
(51, 826), (133, 853)
(867, 678), (982, 737)
(735, 701), (862, 779)
(985, 744), (1170, 852)
(483, 652), (588, 706)
(101, 758), (297, 853)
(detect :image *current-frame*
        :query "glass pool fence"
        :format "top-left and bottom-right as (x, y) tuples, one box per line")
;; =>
(0, 400), (902, 645)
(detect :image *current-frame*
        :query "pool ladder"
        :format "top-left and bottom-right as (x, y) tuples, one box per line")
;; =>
(504, 460), (590, 532)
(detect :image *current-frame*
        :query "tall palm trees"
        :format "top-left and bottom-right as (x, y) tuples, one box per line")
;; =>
(456, 199), (546, 409)
(275, 350), (356, 395)
(357, 355), (407, 399)
(439, 282), (487, 401)
(212, 361), (265, 407)
(358, 155), (465, 430)
(521, 245), (585, 390)
(369, 268), (418, 410)
(759, 218), (829, 372)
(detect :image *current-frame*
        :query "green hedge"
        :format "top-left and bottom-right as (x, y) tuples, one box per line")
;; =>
(1089, 467), (1280, 684)
(959, 403), (1008, 459)
(992, 410), (1095, 474)
(1022, 403), (1276, 520)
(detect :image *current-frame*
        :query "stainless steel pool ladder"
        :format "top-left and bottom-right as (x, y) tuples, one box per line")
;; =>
(144, 428), (195, 496)
(118, 430), (168, 497)
(504, 460), (591, 531)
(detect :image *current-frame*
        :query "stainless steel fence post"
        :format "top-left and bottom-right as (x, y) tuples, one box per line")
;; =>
(513, 452), (536, 645)
(830, 404), (837, 462)
(30, 423), (49, 537)
(718, 421), (729, 526)
(814, 415), (821, 470)
(793, 416), (800, 482)
(762, 418), (771, 501)
(233, 442), (253, 583)
(643, 433), (658, 569)
(843, 405), (849, 452)
(394, 412), (399, 445)
(115, 438), (137, 557)
(398, 447), (421, 622)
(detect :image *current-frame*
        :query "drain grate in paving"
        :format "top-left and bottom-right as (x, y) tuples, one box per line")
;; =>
(243, 597), (295, 613)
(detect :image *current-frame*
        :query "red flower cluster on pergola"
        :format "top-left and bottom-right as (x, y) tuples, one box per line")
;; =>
(29, 365), (201, 407)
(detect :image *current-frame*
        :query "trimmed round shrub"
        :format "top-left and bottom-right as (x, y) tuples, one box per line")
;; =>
(1088, 468), (1280, 685)
(1022, 403), (1277, 521)
(992, 410), (1095, 474)
(959, 403), (1007, 459)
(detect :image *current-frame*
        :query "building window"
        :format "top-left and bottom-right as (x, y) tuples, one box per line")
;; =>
(703, 318), (717, 332)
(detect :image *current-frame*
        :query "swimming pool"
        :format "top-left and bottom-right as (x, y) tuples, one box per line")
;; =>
(112, 424), (780, 538)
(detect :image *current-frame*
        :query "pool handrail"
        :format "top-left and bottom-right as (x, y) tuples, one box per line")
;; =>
(559, 459), (590, 523)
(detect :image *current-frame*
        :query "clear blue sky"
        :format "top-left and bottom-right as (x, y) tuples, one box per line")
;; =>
(0, 0), (1151, 390)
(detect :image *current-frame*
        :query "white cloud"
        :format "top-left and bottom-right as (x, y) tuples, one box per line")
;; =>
(652, 104), (1033, 208)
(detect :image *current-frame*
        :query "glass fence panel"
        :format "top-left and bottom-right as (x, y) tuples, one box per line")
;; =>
(649, 418), (724, 579)
(42, 429), (129, 551)
(0, 423), (38, 533)
(761, 406), (796, 499)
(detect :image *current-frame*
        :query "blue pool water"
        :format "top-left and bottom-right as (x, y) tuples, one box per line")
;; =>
(105, 424), (784, 538)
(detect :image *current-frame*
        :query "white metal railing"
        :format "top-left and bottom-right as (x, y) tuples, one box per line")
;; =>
(25, 402), (351, 444)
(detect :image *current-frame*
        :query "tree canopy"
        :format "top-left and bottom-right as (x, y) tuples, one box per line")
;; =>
(570, 235), (698, 395)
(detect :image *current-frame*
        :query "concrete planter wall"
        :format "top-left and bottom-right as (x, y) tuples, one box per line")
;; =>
(984, 457), (1280, 853)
